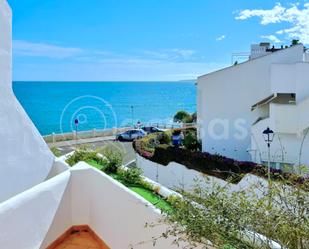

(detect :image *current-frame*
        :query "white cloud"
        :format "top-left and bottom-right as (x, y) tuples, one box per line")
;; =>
(13, 40), (215, 80)
(236, 3), (286, 25)
(13, 40), (196, 63)
(13, 40), (84, 58)
(216, 35), (226, 41)
(261, 35), (282, 43)
(236, 3), (309, 44)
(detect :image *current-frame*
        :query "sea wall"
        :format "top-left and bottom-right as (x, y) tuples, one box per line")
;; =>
(0, 0), (54, 202)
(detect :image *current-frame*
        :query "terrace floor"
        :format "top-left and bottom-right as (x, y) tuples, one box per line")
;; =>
(46, 225), (109, 249)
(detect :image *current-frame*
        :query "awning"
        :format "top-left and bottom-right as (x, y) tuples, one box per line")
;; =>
(251, 93), (277, 111)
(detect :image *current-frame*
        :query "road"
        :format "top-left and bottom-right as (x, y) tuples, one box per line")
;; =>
(48, 136), (136, 166)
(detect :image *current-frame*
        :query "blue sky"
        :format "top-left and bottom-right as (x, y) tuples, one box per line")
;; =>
(8, 0), (309, 81)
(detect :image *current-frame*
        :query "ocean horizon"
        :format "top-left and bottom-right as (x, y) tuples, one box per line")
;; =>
(13, 81), (196, 135)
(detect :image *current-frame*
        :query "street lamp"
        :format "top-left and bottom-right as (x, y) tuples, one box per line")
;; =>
(74, 118), (79, 142)
(130, 106), (134, 127)
(263, 127), (274, 181)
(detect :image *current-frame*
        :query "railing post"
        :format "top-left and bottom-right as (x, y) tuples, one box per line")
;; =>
(52, 132), (55, 144)
(93, 128), (96, 138)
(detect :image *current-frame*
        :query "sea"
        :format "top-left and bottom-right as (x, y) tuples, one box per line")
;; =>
(13, 81), (196, 136)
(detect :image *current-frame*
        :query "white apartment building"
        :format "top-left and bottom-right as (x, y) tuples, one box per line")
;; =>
(197, 42), (309, 171)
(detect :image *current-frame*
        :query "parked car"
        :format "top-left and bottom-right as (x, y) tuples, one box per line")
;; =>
(141, 126), (166, 134)
(116, 129), (146, 141)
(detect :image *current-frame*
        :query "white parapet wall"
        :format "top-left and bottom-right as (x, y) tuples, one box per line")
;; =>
(0, 171), (71, 249)
(135, 154), (282, 248)
(42, 163), (200, 249)
(136, 153), (268, 195)
(0, 162), (200, 249)
(0, 162), (196, 249)
(0, 0), (55, 202)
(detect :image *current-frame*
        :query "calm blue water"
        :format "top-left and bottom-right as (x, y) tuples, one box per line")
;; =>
(13, 81), (196, 135)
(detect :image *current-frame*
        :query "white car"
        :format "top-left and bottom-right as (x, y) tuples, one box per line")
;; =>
(141, 126), (166, 134)
(116, 129), (146, 141)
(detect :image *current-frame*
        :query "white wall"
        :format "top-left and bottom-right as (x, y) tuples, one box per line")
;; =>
(197, 45), (304, 161)
(41, 164), (201, 249)
(251, 116), (309, 170)
(136, 154), (269, 195)
(271, 63), (309, 102)
(0, 0), (54, 202)
(269, 103), (298, 134)
(0, 171), (71, 249)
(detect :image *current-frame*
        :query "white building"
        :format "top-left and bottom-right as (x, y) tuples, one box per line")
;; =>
(197, 42), (309, 171)
(0, 1), (194, 248)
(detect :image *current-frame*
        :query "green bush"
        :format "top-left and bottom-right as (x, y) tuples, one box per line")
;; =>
(119, 167), (143, 185)
(102, 148), (122, 173)
(164, 179), (309, 249)
(158, 131), (171, 144)
(66, 149), (99, 166)
(140, 179), (155, 191)
(183, 131), (201, 151)
(50, 147), (61, 157)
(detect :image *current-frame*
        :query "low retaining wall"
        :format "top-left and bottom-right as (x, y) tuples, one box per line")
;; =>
(136, 153), (268, 195)
(43, 127), (130, 143)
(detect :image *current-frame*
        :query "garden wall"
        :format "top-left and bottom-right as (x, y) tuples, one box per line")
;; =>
(136, 153), (268, 195)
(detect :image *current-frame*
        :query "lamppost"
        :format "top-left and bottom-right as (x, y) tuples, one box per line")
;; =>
(130, 105), (134, 127)
(263, 127), (274, 182)
(74, 118), (79, 143)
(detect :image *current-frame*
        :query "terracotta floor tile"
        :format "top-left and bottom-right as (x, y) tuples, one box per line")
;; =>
(48, 226), (109, 249)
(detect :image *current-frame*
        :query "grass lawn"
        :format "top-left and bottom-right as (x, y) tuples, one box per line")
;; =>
(86, 161), (172, 213)
(87, 159), (104, 170)
(128, 186), (172, 213)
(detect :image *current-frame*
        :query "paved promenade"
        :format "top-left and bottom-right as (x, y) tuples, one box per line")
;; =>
(48, 136), (135, 166)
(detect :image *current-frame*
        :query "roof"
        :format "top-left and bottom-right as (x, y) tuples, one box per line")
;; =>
(197, 44), (305, 81)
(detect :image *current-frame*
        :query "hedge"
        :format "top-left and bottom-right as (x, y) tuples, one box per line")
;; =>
(133, 137), (309, 186)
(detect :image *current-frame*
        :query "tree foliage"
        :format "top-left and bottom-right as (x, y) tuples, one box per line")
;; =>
(163, 178), (309, 249)
(173, 110), (193, 123)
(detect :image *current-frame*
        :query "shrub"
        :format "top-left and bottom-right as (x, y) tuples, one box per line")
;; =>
(134, 130), (309, 188)
(66, 149), (98, 166)
(50, 147), (61, 157)
(183, 131), (201, 151)
(153, 185), (161, 194)
(166, 195), (182, 206)
(140, 179), (155, 191)
(164, 178), (309, 249)
(102, 148), (122, 173)
(158, 131), (171, 144)
(119, 167), (143, 185)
